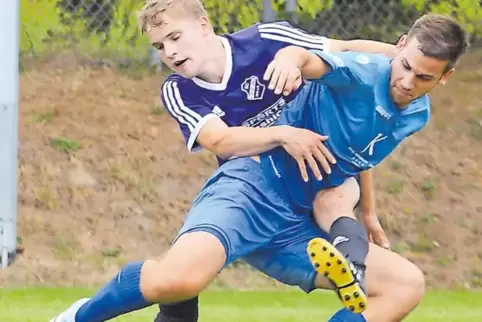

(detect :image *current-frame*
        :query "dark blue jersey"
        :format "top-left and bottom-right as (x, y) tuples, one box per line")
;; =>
(160, 21), (329, 164)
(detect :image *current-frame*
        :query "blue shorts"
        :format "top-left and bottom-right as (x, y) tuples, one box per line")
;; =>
(175, 157), (331, 293)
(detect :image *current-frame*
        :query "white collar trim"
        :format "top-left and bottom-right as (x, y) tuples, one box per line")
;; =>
(192, 36), (232, 91)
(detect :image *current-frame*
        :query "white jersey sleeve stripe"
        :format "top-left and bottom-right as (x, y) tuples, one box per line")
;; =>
(259, 27), (326, 47)
(259, 23), (327, 44)
(259, 23), (327, 51)
(259, 33), (325, 51)
(172, 82), (203, 122)
(162, 81), (194, 132)
(162, 81), (201, 132)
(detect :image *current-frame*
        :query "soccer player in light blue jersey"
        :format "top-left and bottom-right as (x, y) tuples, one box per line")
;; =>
(258, 13), (468, 321)
(49, 5), (468, 322)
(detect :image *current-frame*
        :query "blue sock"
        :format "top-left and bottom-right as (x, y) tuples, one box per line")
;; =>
(75, 261), (152, 322)
(328, 308), (366, 322)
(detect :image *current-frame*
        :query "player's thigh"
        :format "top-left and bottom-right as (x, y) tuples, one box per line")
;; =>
(314, 176), (360, 213)
(243, 215), (334, 293)
(174, 157), (293, 267)
(364, 243), (425, 297)
(313, 177), (361, 230)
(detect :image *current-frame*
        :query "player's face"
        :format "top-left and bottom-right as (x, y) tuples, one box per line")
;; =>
(390, 36), (454, 107)
(147, 12), (211, 78)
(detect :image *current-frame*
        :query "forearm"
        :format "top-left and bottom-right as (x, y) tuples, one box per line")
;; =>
(275, 45), (329, 80)
(332, 39), (396, 58)
(359, 170), (376, 216)
(210, 125), (288, 159)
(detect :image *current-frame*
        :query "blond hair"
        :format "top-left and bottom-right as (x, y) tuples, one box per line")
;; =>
(137, 0), (209, 33)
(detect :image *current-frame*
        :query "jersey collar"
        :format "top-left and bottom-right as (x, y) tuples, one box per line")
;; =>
(192, 36), (233, 91)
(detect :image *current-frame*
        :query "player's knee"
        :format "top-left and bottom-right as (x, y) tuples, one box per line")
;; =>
(165, 274), (208, 299)
(147, 271), (208, 301)
(141, 261), (209, 302)
(390, 260), (425, 306)
(404, 263), (426, 303)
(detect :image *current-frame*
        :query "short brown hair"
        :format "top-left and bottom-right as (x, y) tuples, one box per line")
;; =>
(137, 0), (209, 33)
(407, 14), (469, 71)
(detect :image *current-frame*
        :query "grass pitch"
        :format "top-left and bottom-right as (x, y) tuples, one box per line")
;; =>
(0, 288), (481, 321)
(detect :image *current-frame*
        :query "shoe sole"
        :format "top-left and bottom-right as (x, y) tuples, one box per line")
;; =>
(307, 237), (368, 313)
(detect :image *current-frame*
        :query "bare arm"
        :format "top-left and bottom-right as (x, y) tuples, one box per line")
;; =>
(269, 45), (332, 81)
(359, 170), (376, 216)
(359, 170), (391, 248)
(329, 39), (397, 58)
(196, 117), (287, 160)
(267, 40), (396, 91)
(196, 117), (336, 181)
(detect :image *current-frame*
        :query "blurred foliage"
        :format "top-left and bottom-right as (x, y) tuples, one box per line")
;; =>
(20, 0), (481, 62)
(401, 0), (482, 36)
(21, 0), (150, 60)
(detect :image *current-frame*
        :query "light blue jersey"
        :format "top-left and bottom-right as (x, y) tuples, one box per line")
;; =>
(260, 50), (431, 210)
(171, 50), (430, 296)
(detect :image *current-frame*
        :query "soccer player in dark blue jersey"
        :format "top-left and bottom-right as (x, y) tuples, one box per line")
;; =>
(145, 0), (394, 321)
(50, 4), (469, 322)
(145, 0), (395, 320)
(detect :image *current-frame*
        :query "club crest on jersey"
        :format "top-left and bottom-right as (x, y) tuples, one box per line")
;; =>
(241, 76), (265, 100)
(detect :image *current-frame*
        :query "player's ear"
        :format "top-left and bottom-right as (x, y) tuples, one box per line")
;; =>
(199, 16), (211, 36)
(396, 35), (407, 52)
(438, 68), (455, 85)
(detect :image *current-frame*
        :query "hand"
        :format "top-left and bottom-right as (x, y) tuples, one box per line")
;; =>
(364, 214), (390, 249)
(263, 52), (303, 96)
(279, 126), (336, 182)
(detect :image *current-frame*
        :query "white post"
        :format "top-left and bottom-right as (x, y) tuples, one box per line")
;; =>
(149, 46), (162, 72)
(285, 0), (298, 24)
(0, 0), (20, 268)
(262, 0), (276, 22)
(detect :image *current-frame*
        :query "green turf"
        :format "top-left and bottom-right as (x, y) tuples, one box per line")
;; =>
(0, 288), (481, 321)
